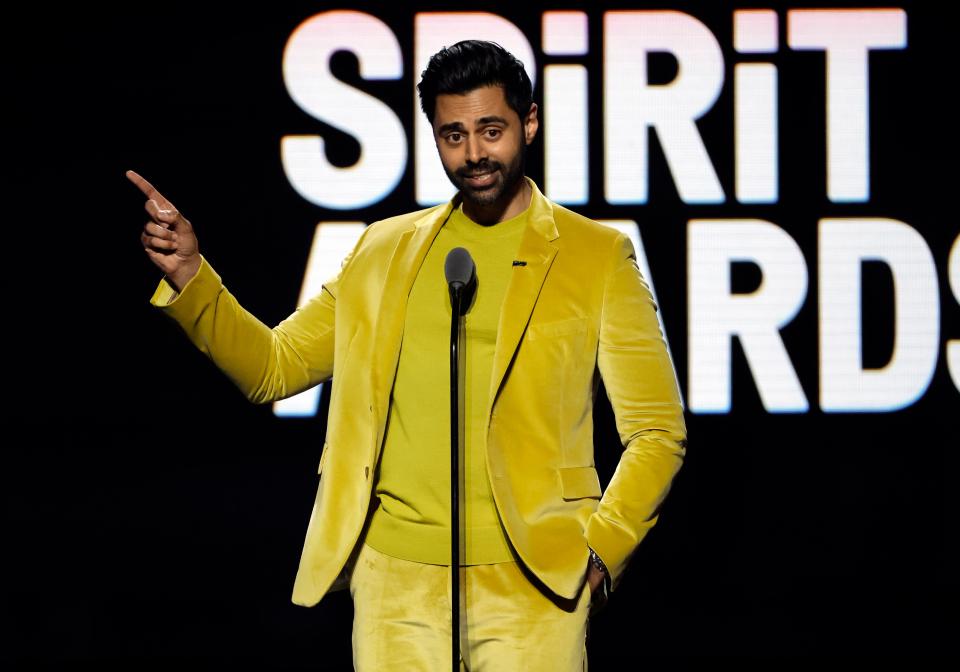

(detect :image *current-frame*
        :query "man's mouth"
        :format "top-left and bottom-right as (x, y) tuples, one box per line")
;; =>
(462, 171), (497, 188)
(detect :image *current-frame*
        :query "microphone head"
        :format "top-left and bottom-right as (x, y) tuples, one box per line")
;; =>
(445, 247), (477, 314)
(445, 247), (476, 291)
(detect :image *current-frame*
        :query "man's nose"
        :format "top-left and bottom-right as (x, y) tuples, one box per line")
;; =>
(465, 136), (486, 164)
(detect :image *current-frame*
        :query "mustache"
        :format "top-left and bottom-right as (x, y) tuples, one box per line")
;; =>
(456, 161), (503, 178)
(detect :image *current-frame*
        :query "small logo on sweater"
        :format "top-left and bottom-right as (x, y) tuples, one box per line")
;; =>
(512, 260), (527, 266)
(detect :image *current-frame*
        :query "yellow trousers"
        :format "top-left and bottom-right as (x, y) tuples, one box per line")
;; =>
(349, 542), (592, 671)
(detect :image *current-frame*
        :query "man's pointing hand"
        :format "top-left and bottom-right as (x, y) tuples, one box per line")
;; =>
(127, 170), (201, 291)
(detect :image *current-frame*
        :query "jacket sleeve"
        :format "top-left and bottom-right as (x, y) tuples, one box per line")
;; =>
(149, 246), (353, 404)
(585, 233), (687, 592)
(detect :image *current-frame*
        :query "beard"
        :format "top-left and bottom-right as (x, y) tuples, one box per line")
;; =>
(443, 140), (526, 209)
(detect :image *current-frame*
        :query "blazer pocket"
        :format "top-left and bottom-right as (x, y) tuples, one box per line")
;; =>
(527, 316), (588, 340)
(558, 466), (602, 500)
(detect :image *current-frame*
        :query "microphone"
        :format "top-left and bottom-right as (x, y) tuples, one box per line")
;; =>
(444, 247), (477, 314)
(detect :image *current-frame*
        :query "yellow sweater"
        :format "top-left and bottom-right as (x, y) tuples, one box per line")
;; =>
(362, 202), (528, 565)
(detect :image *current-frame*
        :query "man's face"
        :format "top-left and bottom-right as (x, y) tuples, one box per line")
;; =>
(432, 85), (538, 209)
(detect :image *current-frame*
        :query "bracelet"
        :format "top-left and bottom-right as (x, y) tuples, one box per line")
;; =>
(587, 547), (611, 609)
(588, 547), (609, 577)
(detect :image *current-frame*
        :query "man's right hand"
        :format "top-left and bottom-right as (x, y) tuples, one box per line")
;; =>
(127, 170), (201, 292)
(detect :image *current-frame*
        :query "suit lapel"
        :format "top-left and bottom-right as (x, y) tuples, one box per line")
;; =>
(370, 203), (454, 432)
(488, 180), (560, 409)
(367, 180), (560, 447)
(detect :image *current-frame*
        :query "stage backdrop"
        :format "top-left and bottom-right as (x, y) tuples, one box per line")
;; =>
(11, 1), (955, 665)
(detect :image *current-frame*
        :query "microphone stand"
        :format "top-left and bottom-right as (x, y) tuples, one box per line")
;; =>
(448, 284), (464, 672)
(445, 246), (474, 672)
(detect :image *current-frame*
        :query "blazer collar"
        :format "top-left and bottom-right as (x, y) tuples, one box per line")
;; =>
(488, 178), (560, 409)
(369, 178), (561, 445)
(368, 201), (452, 431)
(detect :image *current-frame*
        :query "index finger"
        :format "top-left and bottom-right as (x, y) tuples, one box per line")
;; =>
(126, 170), (174, 210)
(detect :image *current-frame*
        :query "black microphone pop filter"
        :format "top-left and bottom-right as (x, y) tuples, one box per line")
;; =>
(445, 247), (477, 313)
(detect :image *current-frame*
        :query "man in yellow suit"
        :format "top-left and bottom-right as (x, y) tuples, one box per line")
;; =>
(129, 40), (685, 671)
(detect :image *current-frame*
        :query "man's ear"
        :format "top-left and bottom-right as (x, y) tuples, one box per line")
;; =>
(524, 103), (539, 145)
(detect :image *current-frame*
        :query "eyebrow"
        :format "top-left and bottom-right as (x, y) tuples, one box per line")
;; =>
(437, 116), (510, 135)
(438, 121), (466, 135)
(477, 115), (509, 126)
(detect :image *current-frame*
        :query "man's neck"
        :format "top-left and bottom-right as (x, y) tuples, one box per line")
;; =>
(461, 177), (531, 226)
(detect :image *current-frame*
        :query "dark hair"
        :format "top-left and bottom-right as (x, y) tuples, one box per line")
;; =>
(417, 40), (533, 124)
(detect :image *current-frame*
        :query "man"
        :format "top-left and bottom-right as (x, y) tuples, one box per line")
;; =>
(130, 40), (686, 671)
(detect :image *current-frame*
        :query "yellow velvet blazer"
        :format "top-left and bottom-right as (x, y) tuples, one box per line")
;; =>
(152, 178), (686, 606)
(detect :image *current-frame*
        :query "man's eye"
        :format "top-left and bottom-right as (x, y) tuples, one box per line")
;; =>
(485, 129), (501, 138)
(447, 133), (462, 143)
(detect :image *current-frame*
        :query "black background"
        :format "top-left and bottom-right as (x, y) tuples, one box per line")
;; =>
(9, 1), (956, 666)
